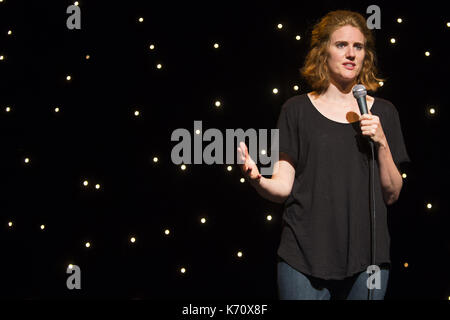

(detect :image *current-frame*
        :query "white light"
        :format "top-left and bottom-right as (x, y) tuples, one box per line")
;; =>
(85, 54), (90, 60)
(273, 88), (278, 94)
(429, 107), (436, 115)
(0, 55), (4, 61)
(138, 17), (144, 23)
(83, 180), (88, 186)
(156, 63), (162, 69)
(240, 178), (245, 183)
(277, 23), (283, 29)
(74, 1), (79, 6)
(295, 35), (301, 40)
(54, 107), (60, 113)
(24, 158), (30, 164)
(200, 218), (206, 224)
(8, 221), (13, 227)
(426, 203), (432, 209)
(293, 85), (299, 91)
(130, 237), (136, 243)
(261, 149), (266, 155)
(397, 18), (402, 23)
(402, 173), (407, 179)
(164, 229), (170, 235)
(390, 38), (396, 44)
(181, 164), (186, 170)
(68, 264), (73, 269)
(153, 157), (159, 163)
(266, 215), (272, 221)
(425, 51), (430, 57)
(215, 100), (221, 107)
(134, 110), (140, 116)
(227, 165), (232, 171)
(7, 30), (12, 35)
(447, 22), (450, 28)
(40, 224), (45, 230)
(237, 251), (243, 258)
(195, 129), (201, 135)
(180, 267), (186, 274)
(378, 81), (384, 87)
(149, 44), (155, 50)
(213, 43), (219, 49)
(95, 184), (100, 189)
(85, 242), (91, 248)
(66, 75), (72, 80)
(6, 106), (11, 112)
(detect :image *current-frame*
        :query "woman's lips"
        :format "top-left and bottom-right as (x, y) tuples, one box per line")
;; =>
(343, 63), (355, 70)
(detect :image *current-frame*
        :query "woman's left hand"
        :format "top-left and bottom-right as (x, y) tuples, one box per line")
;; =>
(359, 111), (387, 147)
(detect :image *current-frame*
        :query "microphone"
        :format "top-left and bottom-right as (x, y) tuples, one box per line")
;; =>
(352, 84), (368, 115)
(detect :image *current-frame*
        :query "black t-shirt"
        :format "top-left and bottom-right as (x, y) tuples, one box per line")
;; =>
(276, 93), (411, 280)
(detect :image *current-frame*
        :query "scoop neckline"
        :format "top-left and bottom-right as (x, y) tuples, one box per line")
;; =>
(305, 93), (377, 125)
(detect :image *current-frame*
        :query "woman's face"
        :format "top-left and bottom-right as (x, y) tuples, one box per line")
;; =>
(326, 25), (366, 85)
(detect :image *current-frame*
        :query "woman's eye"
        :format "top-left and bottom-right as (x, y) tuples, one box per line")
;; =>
(337, 43), (345, 48)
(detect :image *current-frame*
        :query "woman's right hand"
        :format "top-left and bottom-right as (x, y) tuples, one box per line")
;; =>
(237, 141), (262, 183)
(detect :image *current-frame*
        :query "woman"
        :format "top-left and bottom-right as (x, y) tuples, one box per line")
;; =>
(237, 10), (410, 300)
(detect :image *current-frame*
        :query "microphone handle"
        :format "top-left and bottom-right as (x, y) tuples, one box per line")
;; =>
(356, 95), (369, 115)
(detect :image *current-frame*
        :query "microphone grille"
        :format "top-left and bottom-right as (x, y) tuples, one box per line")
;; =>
(352, 84), (367, 98)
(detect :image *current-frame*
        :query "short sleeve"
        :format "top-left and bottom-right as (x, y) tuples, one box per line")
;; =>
(384, 104), (411, 167)
(276, 99), (300, 168)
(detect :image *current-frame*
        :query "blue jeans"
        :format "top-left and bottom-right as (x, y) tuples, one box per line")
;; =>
(277, 260), (389, 300)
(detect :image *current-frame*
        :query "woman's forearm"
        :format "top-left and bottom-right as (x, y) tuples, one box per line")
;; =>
(249, 176), (291, 204)
(377, 139), (403, 205)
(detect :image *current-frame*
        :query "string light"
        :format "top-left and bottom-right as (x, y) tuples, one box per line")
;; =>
(40, 224), (45, 230)
(66, 75), (72, 81)
(403, 262), (409, 268)
(195, 129), (201, 135)
(213, 43), (219, 49)
(153, 157), (159, 163)
(266, 215), (272, 221)
(24, 157), (30, 164)
(428, 107), (436, 115)
(397, 18), (403, 23)
(237, 251), (243, 258)
(85, 242), (91, 248)
(261, 149), (266, 155)
(426, 203), (432, 209)
(54, 107), (60, 113)
(0, 55), (5, 61)
(378, 81), (384, 87)
(277, 23), (283, 29)
(82, 180), (89, 187)
(180, 164), (186, 170)
(138, 17), (144, 23)
(95, 184), (100, 190)
(402, 173), (407, 179)
(164, 229), (170, 235)
(5, 106), (11, 112)
(180, 267), (186, 274)
(215, 100), (221, 107)
(390, 38), (396, 44)
(130, 237), (136, 243)
(134, 110), (140, 116)
(7, 30), (12, 35)
(295, 35), (301, 40)
(156, 63), (162, 69)
(227, 165), (232, 171)
(200, 217), (206, 224)
(240, 178), (245, 183)
(85, 54), (90, 60)
(149, 44), (155, 50)
(8, 221), (13, 228)
(425, 51), (430, 57)
(272, 88), (278, 94)
(293, 85), (299, 91)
